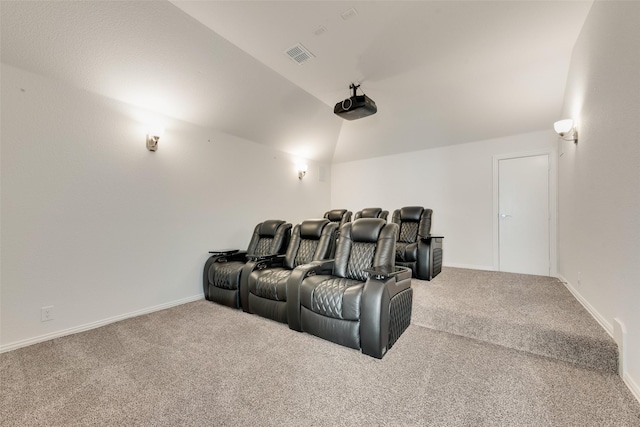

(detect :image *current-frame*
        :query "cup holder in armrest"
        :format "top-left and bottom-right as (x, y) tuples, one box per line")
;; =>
(246, 253), (280, 262)
(364, 265), (407, 280)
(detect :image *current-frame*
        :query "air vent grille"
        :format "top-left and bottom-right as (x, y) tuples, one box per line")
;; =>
(284, 43), (315, 65)
(313, 25), (327, 36)
(341, 8), (358, 21)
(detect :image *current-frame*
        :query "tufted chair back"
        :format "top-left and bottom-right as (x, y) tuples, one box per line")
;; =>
(247, 220), (292, 256)
(284, 219), (337, 269)
(392, 206), (432, 244)
(354, 207), (389, 221)
(333, 218), (398, 281)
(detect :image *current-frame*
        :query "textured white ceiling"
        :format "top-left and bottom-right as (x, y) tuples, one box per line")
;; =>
(1, 1), (593, 163)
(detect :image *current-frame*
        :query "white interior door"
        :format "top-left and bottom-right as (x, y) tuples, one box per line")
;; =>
(498, 154), (550, 275)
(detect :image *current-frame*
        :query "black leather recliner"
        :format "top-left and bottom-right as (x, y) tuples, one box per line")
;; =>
(241, 219), (338, 323)
(354, 207), (389, 221)
(392, 206), (443, 281)
(323, 209), (352, 255)
(287, 218), (413, 359)
(203, 220), (291, 308)
(323, 209), (352, 229)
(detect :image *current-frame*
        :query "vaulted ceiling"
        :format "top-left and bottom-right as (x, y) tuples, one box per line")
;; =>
(1, 1), (592, 163)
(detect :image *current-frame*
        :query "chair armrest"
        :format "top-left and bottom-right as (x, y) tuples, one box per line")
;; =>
(203, 250), (249, 300)
(416, 236), (444, 280)
(385, 267), (412, 298)
(286, 260), (335, 331)
(246, 253), (280, 262)
(208, 249), (239, 256)
(364, 265), (411, 281)
(419, 235), (444, 243)
(403, 242), (418, 262)
(360, 267), (412, 359)
(209, 250), (248, 263)
(203, 250), (243, 300)
(256, 254), (285, 270)
(298, 259), (335, 276)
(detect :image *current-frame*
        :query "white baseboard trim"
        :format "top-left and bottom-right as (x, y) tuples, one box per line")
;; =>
(0, 294), (204, 353)
(622, 374), (640, 403)
(613, 318), (627, 377)
(557, 274), (613, 337)
(624, 373), (640, 404)
(443, 262), (495, 271)
(555, 276), (640, 405)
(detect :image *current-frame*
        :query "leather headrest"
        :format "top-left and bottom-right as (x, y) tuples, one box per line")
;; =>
(400, 206), (424, 221)
(258, 220), (285, 236)
(300, 219), (329, 239)
(350, 218), (386, 242)
(360, 208), (382, 218)
(326, 209), (347, 221)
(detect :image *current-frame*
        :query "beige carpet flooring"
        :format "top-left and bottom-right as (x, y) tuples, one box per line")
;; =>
(412, 268), (619, 372)
(1, 268), (639, 426)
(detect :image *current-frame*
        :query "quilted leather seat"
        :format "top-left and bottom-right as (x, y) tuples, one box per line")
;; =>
(241, 219), (337, 323)
(203, 220), (291, 308)
(392, 206), (443, 281)
(354, 207), (389, 221)
(287, 218), (413, 358)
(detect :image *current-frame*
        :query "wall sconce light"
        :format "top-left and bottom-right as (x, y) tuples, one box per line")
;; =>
(146, 125), (164, 152)
(297, 163), (308, 180)
(554, 119), (578, 143)
(146, 134), (160, 151)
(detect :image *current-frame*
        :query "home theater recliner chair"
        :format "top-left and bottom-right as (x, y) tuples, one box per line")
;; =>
(323, 208), (352, 254)
(203, 220), (291, 308)
(286, 218), (413, 359)
(392, 206), (443, 281)
(323, 209), (352, 228)
(241, 219), (338, 323)
(354, 207), (389, 221)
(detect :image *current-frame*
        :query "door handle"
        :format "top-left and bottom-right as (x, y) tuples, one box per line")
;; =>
(499, 214), (512, 219)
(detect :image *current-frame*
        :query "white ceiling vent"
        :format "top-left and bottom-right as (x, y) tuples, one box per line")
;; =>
(341, 8), (358, 21)
(284, 43), (315, 65)
(313, 25), (328, 36)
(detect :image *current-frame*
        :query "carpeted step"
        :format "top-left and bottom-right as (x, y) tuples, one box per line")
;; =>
(411, 268), (619, 373)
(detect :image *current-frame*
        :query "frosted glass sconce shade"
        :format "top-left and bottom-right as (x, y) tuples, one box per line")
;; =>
(553, 119), (578, 143)
(297, 163), (308, 180)
(146, 125), (164, 152)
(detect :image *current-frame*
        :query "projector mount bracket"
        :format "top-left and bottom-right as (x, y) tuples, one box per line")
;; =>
(342, 83), (362, 110)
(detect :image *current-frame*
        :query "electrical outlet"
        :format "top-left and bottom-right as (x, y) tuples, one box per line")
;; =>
(41, 305), (54, 322)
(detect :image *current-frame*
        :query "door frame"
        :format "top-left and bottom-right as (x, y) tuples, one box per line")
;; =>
(492, 149), (557, 276)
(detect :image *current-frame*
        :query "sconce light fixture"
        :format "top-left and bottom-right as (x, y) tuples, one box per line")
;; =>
(146, 134), (160, 151)
(146, 125), (164, 152)
(554, 119), (578, 143)
(297, 163), (308, 180)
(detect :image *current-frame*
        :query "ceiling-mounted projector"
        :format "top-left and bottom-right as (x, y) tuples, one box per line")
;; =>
(334, 83), (377, 120)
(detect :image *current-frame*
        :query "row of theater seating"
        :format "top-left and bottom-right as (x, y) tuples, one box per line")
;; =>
(323, 207), (443, 281)
(202, 206), (443, 358)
